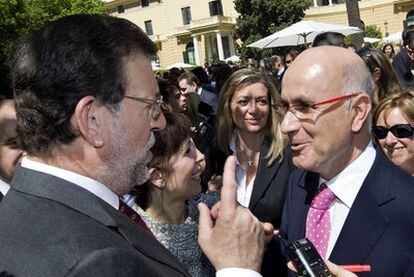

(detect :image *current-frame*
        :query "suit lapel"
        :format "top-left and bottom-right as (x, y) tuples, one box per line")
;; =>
(12, 167), (190, 276)
(291, 172), (319, 240)
(249, 144), (282, 211)
(106, 206), (190, 276)
(329, 152), (393, 263)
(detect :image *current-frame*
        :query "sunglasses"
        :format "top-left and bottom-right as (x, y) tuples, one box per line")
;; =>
(372, 124), (414, 139)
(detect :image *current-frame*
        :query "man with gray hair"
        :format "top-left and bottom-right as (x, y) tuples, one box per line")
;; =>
(0, 14), (268, 276)
(277, 46), (414, 276)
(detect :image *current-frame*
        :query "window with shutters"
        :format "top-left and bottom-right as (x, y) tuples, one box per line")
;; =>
(181, 7), (192, 25)
(209, 0), (223, 16)
(117, 5), (125, 13)
(144, 20), (153, 35)
(142, 0), (149, 7)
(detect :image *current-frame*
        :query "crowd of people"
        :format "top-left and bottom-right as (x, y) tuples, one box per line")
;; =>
(0, 14), (413, 277)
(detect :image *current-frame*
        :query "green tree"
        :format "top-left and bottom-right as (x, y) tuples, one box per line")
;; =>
(364, 24), (382, 39)
(363, 24), (382, 48)
(233, 0), (311, 64)
(0, 0), (107, 97)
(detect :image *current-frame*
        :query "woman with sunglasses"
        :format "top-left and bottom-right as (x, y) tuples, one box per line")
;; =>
(373, 92), (414, 176)
(132, 112), (216, 277)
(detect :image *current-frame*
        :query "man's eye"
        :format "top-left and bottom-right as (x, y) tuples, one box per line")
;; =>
(294, 105), (312, 113)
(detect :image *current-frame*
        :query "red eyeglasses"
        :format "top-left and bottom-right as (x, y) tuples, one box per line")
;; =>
(273, 93), (359, 121)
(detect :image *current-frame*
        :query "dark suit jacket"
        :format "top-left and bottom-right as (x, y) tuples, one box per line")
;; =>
(279, 150), (414, 276)
(0, 167), (190, 277)
(392, 47), (414, 91)
(199, 86), (218, 114)
(249, 143), (295, 229)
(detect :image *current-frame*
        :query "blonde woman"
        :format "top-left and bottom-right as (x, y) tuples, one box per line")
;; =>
(216, 68), (294, 229)
(373, 92), (414, 176)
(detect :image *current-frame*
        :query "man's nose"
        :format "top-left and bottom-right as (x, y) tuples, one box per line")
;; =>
(150, 112), (166, 131)
(280, 111), (301, 134)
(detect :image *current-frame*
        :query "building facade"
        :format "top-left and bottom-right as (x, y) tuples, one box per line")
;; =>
(305, 0), (414, 38)
(105, 0), (414, 69)
(105, 0), (238, 69)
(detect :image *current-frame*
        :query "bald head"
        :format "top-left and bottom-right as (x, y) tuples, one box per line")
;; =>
(280, 46), (374, 179)
(283, 46), (374, 99)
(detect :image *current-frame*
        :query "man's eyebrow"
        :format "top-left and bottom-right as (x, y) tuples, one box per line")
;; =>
(281, 94), (313, 105)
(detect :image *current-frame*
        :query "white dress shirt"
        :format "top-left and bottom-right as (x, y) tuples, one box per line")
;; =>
(0, 178), (10, 196)
(230, 132), (256, 208)
(21, 157), (119, 209)
(321, 142), (376, 259)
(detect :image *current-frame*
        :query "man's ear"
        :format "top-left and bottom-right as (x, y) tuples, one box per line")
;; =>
(148, 168), (166, 190)
(71, 96), (104, 148)
(351, 94), (372, 133)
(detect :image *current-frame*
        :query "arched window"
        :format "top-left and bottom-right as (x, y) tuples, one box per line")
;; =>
(183, 42), (195, 64)
(407, 10), (414, 28)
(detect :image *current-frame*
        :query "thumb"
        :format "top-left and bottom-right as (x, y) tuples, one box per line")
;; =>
(198, 203), (213, 246)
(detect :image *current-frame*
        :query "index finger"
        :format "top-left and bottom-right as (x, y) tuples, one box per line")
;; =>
(220, 156), (238, 211)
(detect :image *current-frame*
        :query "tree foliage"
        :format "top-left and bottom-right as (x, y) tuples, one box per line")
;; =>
(0, 0), (107, 97)
(363, 24), (382, 48)
(364, 24), (382, 39)
(233, 0), (311, 63)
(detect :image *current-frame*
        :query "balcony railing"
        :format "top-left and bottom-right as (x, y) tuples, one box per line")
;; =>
(173, 15), (236, 35)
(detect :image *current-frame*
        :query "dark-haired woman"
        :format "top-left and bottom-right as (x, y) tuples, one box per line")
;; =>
(132, 112), (216, 277)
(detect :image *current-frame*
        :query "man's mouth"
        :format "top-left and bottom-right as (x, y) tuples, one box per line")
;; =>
(291, 141), (310, 152)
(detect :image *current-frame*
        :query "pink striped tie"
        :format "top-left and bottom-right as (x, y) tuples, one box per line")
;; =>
(305, 183), (336, 259)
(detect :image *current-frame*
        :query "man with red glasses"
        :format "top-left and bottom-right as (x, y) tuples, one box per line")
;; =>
(276, 46), (414, 276)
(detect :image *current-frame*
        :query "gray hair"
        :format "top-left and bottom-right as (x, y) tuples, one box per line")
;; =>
(342, 59), (374, 129)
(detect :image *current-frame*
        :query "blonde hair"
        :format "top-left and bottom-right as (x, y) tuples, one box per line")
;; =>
(373, 92), (414, 126)
(217, 68), (287, 166)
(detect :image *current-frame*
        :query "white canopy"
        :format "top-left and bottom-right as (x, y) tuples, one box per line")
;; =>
(166, 62), (194, 69)
(248, 20), (362, 49)
(382, 31), (402, 43)
(364, 37), (381, 43)
(224, 55), (241, 62)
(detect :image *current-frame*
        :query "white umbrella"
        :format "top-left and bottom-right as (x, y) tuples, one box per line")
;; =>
(382, 31), (402, 43)
(364, 37), (381, 43)
(248, 20), (362, 49)
(166, 62), (194, 69)
(224, 55), (240, 62)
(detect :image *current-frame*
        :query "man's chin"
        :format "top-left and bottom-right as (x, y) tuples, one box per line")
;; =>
(130, 164), (150, 187)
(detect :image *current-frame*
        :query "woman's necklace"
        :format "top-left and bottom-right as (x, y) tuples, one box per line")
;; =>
(247, 156), (254, 167)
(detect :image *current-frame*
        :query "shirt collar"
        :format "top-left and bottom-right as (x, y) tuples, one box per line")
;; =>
(197, 87), (202, 96)
(320, 141), (377, 208)
(229, 130), (242, 166)
(0, 178), (10, 196)
(21, 157), (119, 209)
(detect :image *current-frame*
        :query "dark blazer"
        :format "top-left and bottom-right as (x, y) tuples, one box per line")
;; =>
(0, 167), (190, 277)
(279, 150), (414, 276)
(249, 143), (295, 229)
(199, 86), (218, 114)
(392, 47), (414, 91)
(210, 141), (295, 228)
